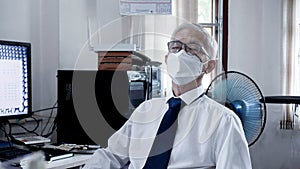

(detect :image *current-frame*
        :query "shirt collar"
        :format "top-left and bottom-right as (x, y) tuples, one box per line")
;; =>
(166, 85), (204, 105)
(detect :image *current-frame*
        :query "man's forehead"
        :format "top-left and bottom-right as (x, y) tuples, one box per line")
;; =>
(173, 28), (206, 45)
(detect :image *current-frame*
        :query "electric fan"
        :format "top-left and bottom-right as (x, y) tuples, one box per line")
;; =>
(206, 71), (266, 146)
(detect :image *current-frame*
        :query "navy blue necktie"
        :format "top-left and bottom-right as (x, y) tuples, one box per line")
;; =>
(143, 97), (182, 169)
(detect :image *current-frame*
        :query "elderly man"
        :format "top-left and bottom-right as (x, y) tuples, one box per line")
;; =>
(83, 23), (252, 169)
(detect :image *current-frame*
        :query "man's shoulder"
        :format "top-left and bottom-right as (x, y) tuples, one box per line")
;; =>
(203, 95), (236, 115)
(203, 95), (243, 128)
(129, 97), (167, 120)
(136, 97), (166, 108)
(201, 95), (242, 128)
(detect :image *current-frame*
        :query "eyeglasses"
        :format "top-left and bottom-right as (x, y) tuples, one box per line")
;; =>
(167, 40), (210, 57)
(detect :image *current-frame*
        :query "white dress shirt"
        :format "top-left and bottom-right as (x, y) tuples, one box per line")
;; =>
(83, 85), (252, 169)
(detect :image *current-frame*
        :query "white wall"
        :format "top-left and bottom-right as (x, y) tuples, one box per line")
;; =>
(59, 0), (126, 70)
(59, 0), (98, 70)
(0, 0), (59, 112)
(229, 0), (282, 95)
(229, 0), (300, 168)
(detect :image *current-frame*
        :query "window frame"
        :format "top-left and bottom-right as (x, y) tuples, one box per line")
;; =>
(197, 0), (228, 89)
(198, 0), (228, 73)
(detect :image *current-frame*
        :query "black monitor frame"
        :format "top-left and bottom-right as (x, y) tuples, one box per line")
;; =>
(0, 40), (32, 122)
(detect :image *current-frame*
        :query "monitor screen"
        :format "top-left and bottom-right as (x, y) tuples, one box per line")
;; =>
(0, 40), (32, 121)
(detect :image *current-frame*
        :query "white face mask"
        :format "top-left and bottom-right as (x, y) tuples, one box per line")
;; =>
(166, 50), (207, 85)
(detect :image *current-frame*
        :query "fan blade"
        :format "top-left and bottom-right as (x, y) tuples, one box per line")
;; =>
(206, 71), (267, 146)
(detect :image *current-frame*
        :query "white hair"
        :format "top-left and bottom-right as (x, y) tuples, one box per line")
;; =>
(171, 22), (218, 59)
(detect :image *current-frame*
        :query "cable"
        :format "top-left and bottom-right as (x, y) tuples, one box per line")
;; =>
(43, 120), (57, 138)
(7, 119), (39, 136)
(0, 123), (31, 166)
(32, 106), (58, 114)
(30, 116), (41, 133)
(0, 122), (18, 159)
(41, 101), (57, 137)
(1, 102), (58, 141)
(43, 103), (60, 137)
(0, 122), (13, 147)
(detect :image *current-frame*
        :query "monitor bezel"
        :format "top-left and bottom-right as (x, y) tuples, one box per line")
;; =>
(0, 40), (32, 122)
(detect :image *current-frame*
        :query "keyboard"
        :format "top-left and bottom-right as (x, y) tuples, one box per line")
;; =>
(0, 146), (31, 161)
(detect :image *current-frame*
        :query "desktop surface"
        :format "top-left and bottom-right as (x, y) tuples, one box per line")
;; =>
(1, 153), (92, 169)
(0, 143), (95, 169)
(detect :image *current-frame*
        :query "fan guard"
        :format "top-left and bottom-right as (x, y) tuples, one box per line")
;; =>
(206, 71), (266, 146)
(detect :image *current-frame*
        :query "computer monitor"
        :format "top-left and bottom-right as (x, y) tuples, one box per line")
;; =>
(0, 40), (32, 122)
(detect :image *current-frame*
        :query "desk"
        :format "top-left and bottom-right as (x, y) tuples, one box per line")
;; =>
(1, 154), (92, 169)
(46, 154), (92, 169)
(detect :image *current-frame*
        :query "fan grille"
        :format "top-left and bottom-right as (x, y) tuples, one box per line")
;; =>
(206, 71), (266, 146)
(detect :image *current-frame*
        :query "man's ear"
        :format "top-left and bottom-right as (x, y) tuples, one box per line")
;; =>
(165, 54), (168, 64)
(204, 60), (216, 74)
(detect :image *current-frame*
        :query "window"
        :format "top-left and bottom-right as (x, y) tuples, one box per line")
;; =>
(136, 0), (228, 95)
(294, 2), (300, 95)
(91, 1), (228, 97)
(198, 0), (228, 88)
(282, 0), (300, 96)
(281, 0), (300, 128)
